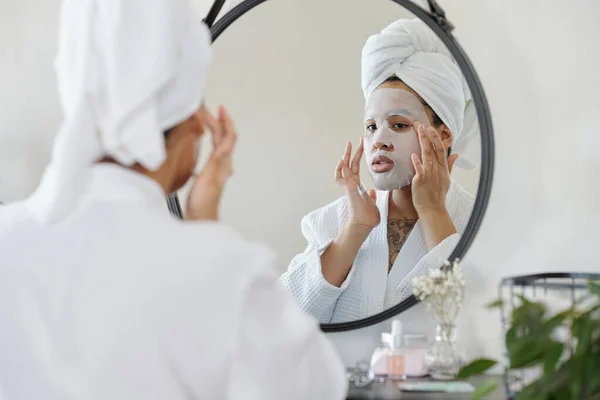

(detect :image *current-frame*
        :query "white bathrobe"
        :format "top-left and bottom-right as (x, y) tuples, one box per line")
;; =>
(279, 180), (474, 324)
(0, 165), (347, 400)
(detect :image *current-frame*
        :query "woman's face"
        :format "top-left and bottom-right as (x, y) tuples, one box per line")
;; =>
(363, 88), (429, 190)
(362, 81), (454, 191)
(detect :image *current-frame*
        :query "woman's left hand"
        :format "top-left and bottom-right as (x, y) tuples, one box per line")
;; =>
(410, 121), (459, 215)
(186, 106), (237, 221)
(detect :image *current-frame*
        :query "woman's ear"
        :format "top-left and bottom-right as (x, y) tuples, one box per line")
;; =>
(439, 124), (453, 150)
(187, 111), (207, 138)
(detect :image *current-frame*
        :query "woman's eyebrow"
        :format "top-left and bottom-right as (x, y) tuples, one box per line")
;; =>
(387, 110), (412, 117)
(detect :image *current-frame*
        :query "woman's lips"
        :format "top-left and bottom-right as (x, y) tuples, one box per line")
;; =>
(372, 155), (394, 173)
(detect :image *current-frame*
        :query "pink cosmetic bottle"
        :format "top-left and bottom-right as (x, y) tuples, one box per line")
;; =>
(387, 320), (406, 380)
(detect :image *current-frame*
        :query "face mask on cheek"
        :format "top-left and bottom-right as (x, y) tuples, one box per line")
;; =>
(363, 88), (431, 190)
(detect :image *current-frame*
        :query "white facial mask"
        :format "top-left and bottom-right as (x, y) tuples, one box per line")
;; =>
(364, 88), (431, 190)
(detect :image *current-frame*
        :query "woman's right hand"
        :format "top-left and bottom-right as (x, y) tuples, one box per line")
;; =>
(320, 139), (380, 287)
(335, 138), (381, 232)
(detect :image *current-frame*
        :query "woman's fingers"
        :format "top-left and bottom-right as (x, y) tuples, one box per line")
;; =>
(199, 107), (221, 148)
(217, 106), (237, 157)
(428, 126), (446, 166)
(414, 121), (434, 170)
(342, 142), (352, 166)
(341, 141), (352, 178)
(411, 153), (424, 177)
(351, 137), (364, 175)
(335, 159), (344, 182)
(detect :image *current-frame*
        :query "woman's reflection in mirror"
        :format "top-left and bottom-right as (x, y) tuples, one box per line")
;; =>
(279, 19), (476, 324)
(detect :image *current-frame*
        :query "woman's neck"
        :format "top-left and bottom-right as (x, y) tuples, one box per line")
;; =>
(97, 157), (171, 194)
(388, 185), (418, 220)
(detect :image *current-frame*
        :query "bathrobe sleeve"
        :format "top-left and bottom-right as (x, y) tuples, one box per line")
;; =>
(279, 197), (356, 323)
(227, 259), (348, 400)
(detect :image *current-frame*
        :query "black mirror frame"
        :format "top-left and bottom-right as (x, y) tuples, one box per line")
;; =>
(168, 0), (495, 333)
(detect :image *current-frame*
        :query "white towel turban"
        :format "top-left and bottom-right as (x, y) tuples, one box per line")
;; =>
(361, 18), (478, 170)
(27, 0), (212, 224)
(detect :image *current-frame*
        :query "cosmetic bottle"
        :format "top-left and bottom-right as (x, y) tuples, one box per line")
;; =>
(370, 332), (392, 376)
(387, 320), (406, 379)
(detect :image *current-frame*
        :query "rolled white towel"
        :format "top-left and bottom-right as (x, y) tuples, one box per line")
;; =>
(27, 0), (212, 224)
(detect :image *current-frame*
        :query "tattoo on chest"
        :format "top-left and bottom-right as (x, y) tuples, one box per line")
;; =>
(387, 218), (418, 272)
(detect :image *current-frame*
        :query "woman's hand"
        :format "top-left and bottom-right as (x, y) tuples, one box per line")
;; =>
(186, 106), (237, 221)
(410, 121), (459, 214)
(335, 138), (380, 232)
(410, 121), (459, 250)
(320, 138), (380, 287)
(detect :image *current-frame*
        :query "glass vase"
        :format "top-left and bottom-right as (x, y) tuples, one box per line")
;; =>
(424, 323), (462, 380)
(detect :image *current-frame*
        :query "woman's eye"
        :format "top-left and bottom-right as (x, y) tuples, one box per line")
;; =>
(366, 124), (377, 132)
(393, 123), (409, 129)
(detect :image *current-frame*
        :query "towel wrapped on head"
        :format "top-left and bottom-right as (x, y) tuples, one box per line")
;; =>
(27, 0), (211, 224)
(361, 18), (478, 170)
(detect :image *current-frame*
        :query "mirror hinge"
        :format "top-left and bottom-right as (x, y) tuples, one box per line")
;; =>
(427, 0), (455, 33)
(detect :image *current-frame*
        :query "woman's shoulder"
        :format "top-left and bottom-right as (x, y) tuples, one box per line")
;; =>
(301, 195), (349, 230)
(168, 222), (278, 279)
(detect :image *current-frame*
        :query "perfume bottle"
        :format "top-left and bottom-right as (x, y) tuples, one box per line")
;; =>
(387, 320), (406, 379)
(370, 332), (392, 376)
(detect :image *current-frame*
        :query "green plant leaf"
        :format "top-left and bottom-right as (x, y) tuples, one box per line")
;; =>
(544, 308), (575, 330)
(571, 379), (583, 400)
(516, 380), (543, 400)
(588, 281), (600, 297)
(566, 354), (585, 400)
(493, 279), (600, 400)
(544, 342), (564, 374)
(505, 326), (519, 359)
(469, 379), (497, 400)
(511, 298), (547, 329)
(456, 359), (497, 379)
(509, 339), (557, 369)
(567, 356), (586, 399)
(573, 313), (594, 356)
(486, 299), (504, 309)
(517, 365), (571, 400)
(550, 387), (572, 400)
(584, 351), (600, 396)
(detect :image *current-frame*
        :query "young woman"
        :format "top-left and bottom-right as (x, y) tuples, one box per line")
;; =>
(280, 19), (476, 324)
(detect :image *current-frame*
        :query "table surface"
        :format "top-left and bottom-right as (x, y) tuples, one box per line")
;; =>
(347, 376), (507, 399)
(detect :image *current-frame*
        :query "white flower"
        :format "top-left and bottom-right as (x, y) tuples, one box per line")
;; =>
(430, 268), (443, 278)
(412, 260), (466, 321)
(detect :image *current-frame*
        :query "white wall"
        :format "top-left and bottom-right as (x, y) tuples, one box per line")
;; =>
(0, 0), (62, 202)
(2, 0), (599, 370)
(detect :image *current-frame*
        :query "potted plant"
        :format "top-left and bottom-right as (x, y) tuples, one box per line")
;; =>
(457, 281), (600, 399)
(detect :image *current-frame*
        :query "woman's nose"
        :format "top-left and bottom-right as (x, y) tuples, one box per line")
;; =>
(374, 141), (393, 150)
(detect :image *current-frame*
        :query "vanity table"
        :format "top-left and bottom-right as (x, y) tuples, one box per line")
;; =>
(347, 376), (505, 399)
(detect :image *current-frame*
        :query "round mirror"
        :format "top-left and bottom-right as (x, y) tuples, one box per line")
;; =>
(175, 0), (494, 332)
